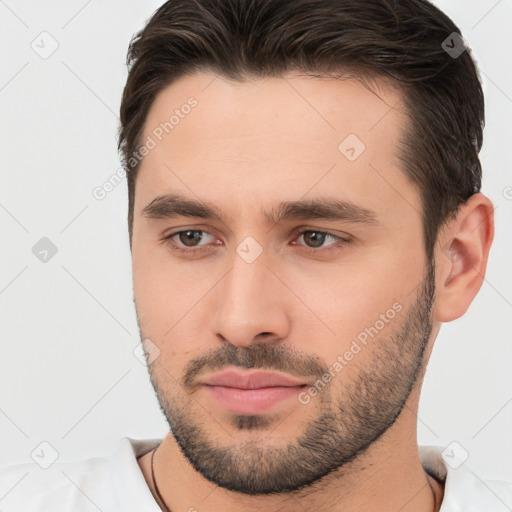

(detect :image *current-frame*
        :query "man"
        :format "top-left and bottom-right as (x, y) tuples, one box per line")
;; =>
(1, 0), (511, 510)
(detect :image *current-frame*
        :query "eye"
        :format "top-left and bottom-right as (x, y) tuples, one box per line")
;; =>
(161, 228), (350, 254)
(162, 229), (218, 253)
(292, 229), (349, 253)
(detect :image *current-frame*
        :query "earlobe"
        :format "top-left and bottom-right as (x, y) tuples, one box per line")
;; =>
(433, 193), (495, 323)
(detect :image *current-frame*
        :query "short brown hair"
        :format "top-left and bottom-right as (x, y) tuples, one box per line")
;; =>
(118, 0), (484, 259)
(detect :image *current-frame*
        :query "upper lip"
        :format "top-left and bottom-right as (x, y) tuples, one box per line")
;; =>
(200, 369), (307, 389)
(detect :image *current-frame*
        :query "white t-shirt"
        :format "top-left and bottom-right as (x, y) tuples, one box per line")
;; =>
(0, 437), (511, 511)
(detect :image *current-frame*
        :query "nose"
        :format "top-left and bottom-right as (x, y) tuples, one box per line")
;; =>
(211, 247), (291, 347)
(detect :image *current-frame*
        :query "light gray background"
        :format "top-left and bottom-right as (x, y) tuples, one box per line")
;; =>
(1, 0), (511, 485)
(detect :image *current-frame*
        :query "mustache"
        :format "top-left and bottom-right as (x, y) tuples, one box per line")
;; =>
(182, 343), (329, 390)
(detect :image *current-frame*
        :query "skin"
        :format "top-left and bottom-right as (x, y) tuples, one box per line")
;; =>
(131, 70), (494, 511)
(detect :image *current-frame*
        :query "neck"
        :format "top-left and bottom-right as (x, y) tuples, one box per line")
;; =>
(140, 410), (444, 512)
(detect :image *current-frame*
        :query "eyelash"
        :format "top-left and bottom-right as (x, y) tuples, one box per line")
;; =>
(160, 228), (351, 255)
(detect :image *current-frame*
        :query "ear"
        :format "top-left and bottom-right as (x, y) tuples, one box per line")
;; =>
(432, 193), (495, 323)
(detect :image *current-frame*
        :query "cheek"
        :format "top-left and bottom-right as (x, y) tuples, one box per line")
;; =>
(132, 244), (215, 370)
(290, 244), (421, 363)
(132, 238), (185, 338)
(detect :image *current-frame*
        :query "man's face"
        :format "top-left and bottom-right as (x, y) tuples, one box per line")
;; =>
(131, 71), (436, 494)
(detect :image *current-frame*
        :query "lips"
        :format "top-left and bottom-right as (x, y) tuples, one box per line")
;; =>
(201, 369), (306, 389)
(199, 369), (308, 415)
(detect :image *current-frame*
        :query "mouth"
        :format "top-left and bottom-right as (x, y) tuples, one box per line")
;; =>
(198, 369), (308, 415)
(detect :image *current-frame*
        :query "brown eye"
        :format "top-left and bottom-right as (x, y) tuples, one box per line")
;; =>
(177, 230), (205, 247)
(301, 231), (328, 248)
(296, 230), (345, 250)
(291, 229), (352, 254)
(162, 229), (217, 253)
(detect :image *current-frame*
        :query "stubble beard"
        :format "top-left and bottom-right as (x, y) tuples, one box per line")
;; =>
(143, 262), (436, 495)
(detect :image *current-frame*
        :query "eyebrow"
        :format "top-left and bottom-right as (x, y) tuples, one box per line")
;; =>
(142, 193), (380, 226)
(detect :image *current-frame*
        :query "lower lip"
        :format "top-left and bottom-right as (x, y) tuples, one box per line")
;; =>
(203, 385), (305, 414)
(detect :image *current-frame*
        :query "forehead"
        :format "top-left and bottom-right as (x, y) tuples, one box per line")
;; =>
(142, 70), (406, 154)
(135, 70), (418, 227)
